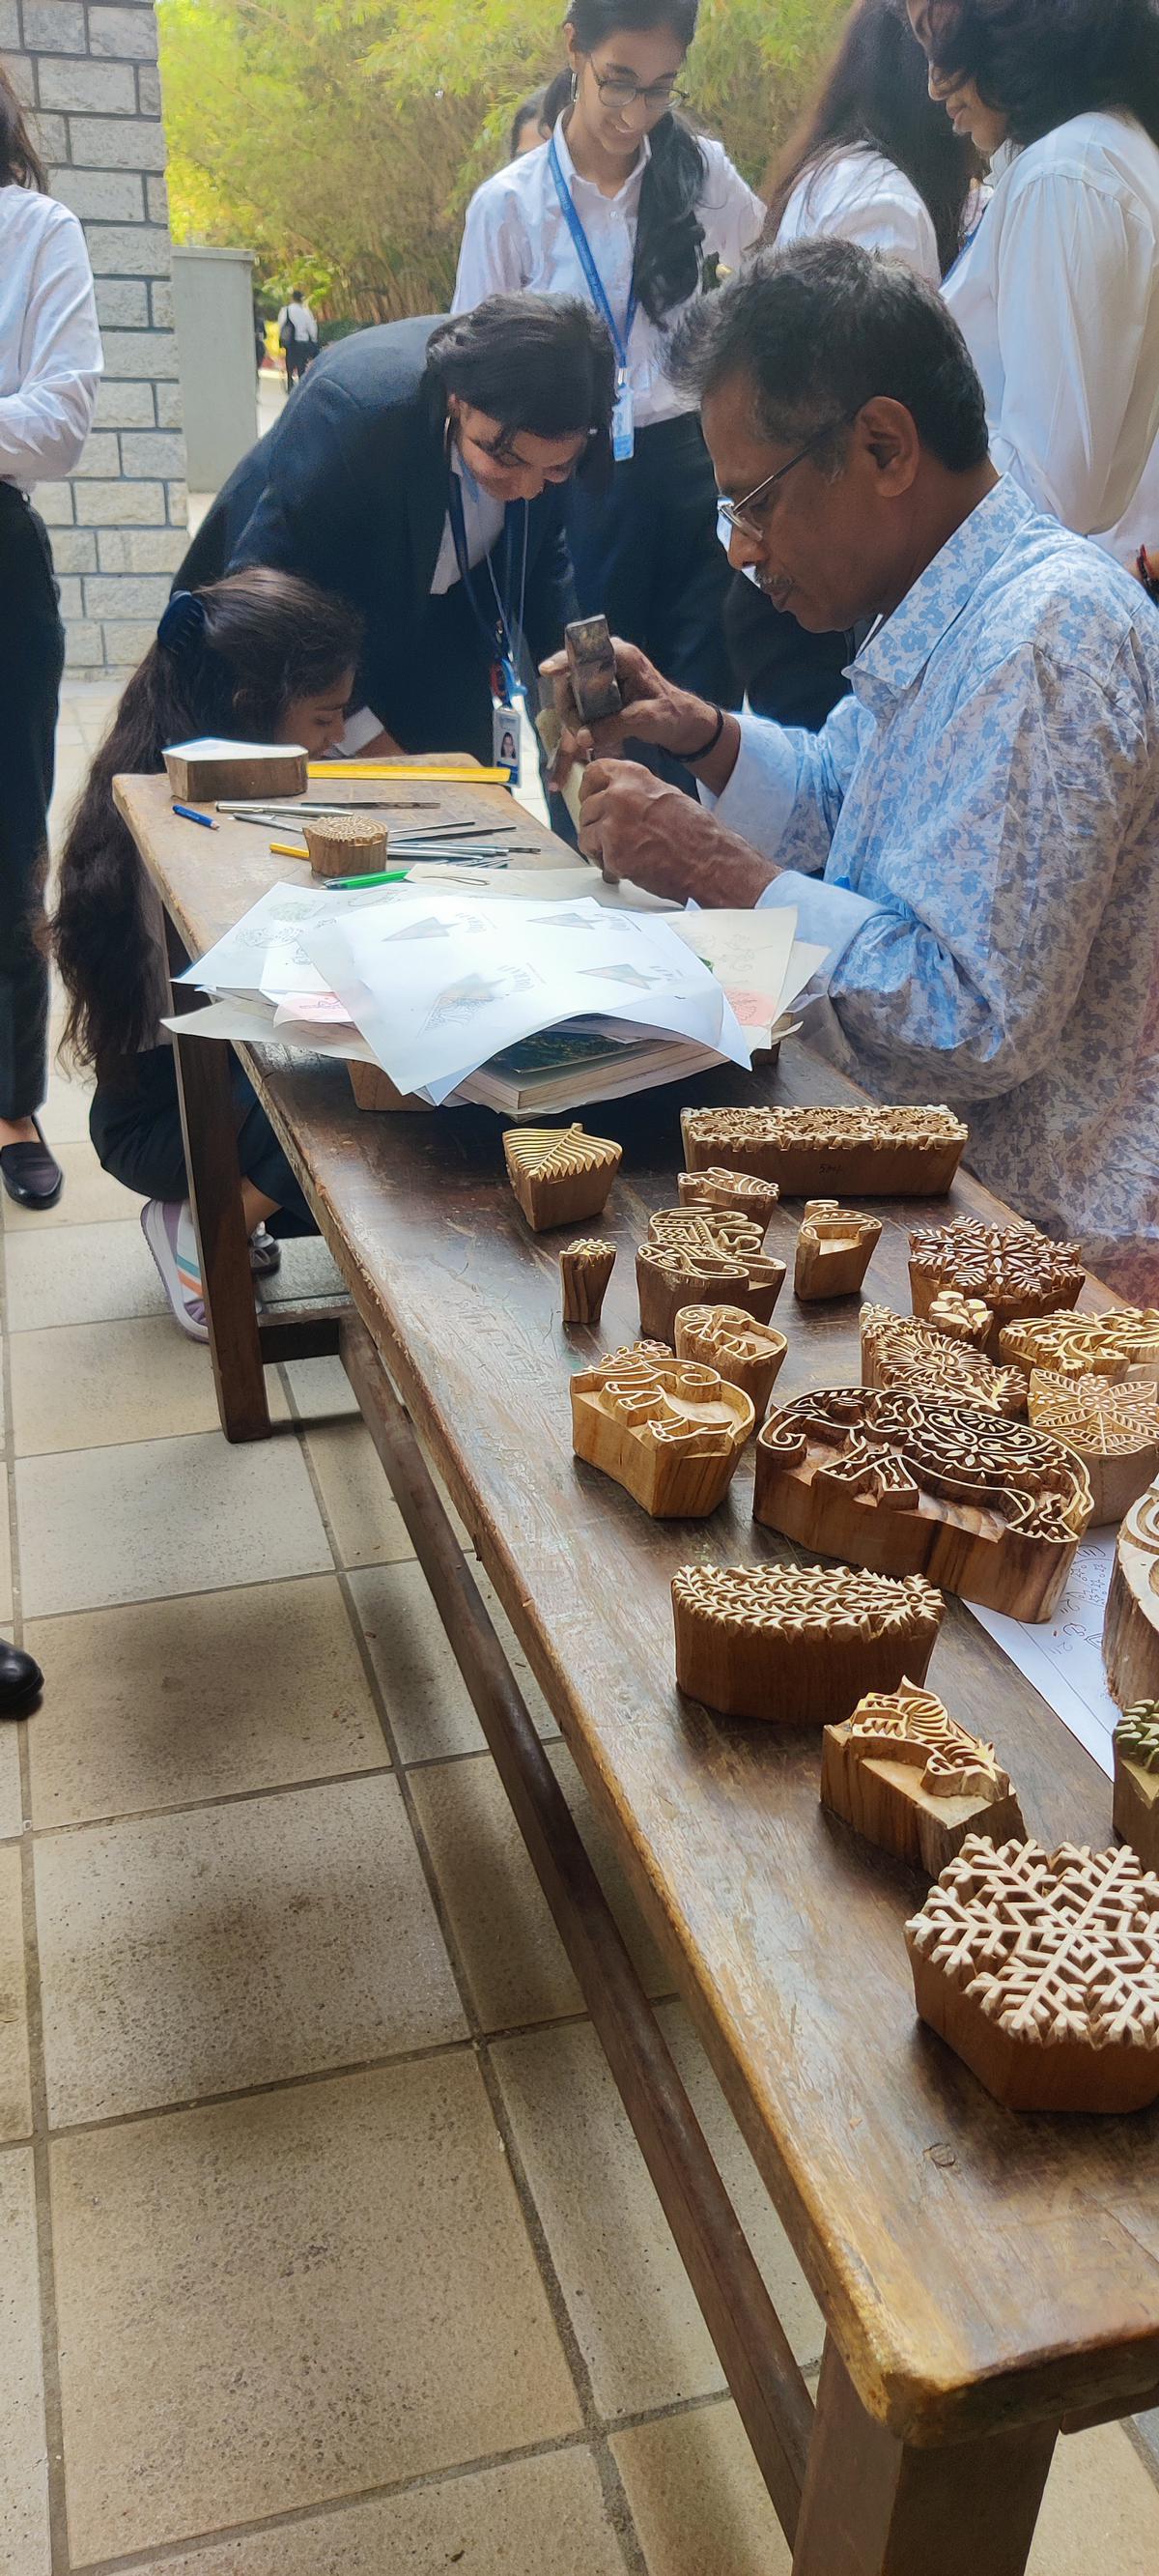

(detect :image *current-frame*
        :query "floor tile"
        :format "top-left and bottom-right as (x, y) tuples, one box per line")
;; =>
(10, 1315), (252, 1454)
(0, 1724), (20, 1842)
(26, 1576), (387, 1829)
(1, 1140), (139, 1231)
(51, 2059), (581, 2562)
(612, 2402), (790, 2576)
(258, 1234), (347, 1304)
(0, 2150), (50, 2575)
(119, 2447), (627, 2575)
(350, 1559), (558, 1762)
(17, 1431), (331, 1617)
(0, 1507), (11, 1625)
(0, 1847), (31, 2141)
(411, 1740), (673, 2031)
(37, 1773), (466, 2126)
(304, 1418), (416, 1569)
(1029, 2420), (1159, 2573)
(5, 1216), (168, 1331)
(493, 2003), (824, 2420)
(283, 1352), (359, 1419)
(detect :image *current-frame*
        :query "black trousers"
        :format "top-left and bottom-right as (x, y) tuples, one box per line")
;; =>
(0, 483), (65, 1120)
(722, 572), (854, 731)
(90, 1046), (317, 1238)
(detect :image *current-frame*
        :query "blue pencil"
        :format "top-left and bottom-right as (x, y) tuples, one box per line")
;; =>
(172, 802), (218, 829)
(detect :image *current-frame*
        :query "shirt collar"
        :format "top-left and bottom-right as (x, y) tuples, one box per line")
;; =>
(551, 112), (650, 208)
(850, 476), (1038, 712)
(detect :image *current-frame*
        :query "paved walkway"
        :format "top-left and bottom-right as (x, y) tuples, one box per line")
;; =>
(1, 692), (1157, 2569)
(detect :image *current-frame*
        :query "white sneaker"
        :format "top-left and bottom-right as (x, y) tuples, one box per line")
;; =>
(141, 1199), (209, 1342)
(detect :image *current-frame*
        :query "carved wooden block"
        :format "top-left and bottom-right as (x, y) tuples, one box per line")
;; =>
(302, 813), (389, 879)
(571, 1345), (753, 1518)
(671, 1562), (944, 1725)
(927, 1289), (992, 1348)
(794, 1200), (882, 1302)
(909, 1218), (1085, 1357)
(681, 1103), (967, 1196)
(754, 1386), (1092, 1621)
(636, 1209), (785, 1345)
(163, 740), (308, 802)
(905, 1838), (1159, 2112)
(560, 1239), (616, 1327)
(504, 1123), (622, 1232)
(861, 1303), (1026, 1417)
(1104, 1481), (1159, 1708)
(677, 1166), (779, 1234)
(673, 1304), (787, 1421)
(821, 1679), (1026, 1875)
(1000, 1306), (1159, 1385)
(565, 614), (622, 725)
(1114, 1703), (1159, 1872)
(1027, 1371), (1159, 1527)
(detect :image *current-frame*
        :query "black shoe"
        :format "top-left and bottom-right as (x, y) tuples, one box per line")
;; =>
(0, 1117), (63, 1211)
(0, 1640), (42, 1715)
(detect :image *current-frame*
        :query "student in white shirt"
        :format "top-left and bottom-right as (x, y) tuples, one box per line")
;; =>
(732, 0), (979, 728)
(907, 0), (1159, 534)
(276, 287), (320, 388)
(455, 0), (764, 772)
(0, 68), (100, 1218)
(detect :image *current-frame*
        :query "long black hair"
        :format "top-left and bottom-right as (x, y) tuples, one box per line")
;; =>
(767, 0), (975, 277)
(425, 292), (615, 470)
(566, 0), (708, 323)
(925, 0), (1159, 149)
(1, 64), (47, 190)
(54, 568), (362, 1082)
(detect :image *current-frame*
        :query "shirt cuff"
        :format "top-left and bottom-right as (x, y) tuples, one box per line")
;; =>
(338, 705), (383, 755)
(755, 869), (879, 974)
(698, 712), (799, 860)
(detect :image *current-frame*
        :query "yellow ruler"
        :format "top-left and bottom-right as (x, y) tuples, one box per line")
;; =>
(307, 762), (511, 784)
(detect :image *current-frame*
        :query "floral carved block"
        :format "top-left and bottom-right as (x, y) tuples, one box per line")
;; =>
(909, 1218), (1085, 1356)
(861, 1303), (1026, 1416)
(1000, 1306), (1159, 1385)
(681, 1103), (967, 1195)
(670, 1561), (944, 1725)
(1027, 1371), (1159, 1526)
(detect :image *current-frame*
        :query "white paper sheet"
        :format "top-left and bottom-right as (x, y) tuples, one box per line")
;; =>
(971, 1528), (1121, 1779)
(179, 880), (401, 1005)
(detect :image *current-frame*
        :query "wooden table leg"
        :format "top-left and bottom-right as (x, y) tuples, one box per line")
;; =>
(792, 2338), (1058, 2576)
(172, 1026), (271, 1443)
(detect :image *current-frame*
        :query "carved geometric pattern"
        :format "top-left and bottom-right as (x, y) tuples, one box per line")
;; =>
(1001, 1307), (1159, 1383)
(1028, 1371), (1159, 1458)
(682, 1102), (966, 1192)
(845, 1680), (1012, 1802)
(504, 1123), (621, 1186)
(861, 1303), (1026, 1416)
(909, 1219), (1085, 1342)
(1116, 1703), (1159, 1773)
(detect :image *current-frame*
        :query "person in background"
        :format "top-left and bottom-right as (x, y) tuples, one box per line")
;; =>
(730, 0), (977, 727)
(455, 0), (764, 774)
(277, 285), (320, 387)
(175, 295), (613, 772)
(510, 87), (550, 157)
(53, 569), (361, 1346)
(907, 0), (1159, 537)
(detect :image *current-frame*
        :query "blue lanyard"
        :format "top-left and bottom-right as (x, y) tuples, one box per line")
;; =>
(548, 133), (637, 384)
(445, 462), (527, 681)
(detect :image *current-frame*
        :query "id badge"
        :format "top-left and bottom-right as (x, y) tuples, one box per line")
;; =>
(612, 375), (635, 462)
(493, 695), (521, 781)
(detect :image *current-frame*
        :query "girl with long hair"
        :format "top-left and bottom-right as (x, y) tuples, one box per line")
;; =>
(907, 0), (1159, 534)
(54, 568), (362, 1343)
(454, 2), (764, 761)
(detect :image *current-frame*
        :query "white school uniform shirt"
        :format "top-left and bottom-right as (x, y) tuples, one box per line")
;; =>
(453, 117), (764, 430)
(775, 144), (942, 285)
(945, 112), (1159, 535)
(0, 186), (101, 490)
(278, 298), (319, 344)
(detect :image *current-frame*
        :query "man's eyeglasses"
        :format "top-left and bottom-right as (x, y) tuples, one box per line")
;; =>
(719, 410), (860, 542)
(592, 70), (687, 110)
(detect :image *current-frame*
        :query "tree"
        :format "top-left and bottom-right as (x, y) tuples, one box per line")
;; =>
(157, 0), (851, 317)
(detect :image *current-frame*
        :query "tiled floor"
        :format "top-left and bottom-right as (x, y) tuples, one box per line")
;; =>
(2, 694), (1158, 2570)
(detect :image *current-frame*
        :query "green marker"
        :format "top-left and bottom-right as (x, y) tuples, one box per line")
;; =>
(330, 867), (411, 889)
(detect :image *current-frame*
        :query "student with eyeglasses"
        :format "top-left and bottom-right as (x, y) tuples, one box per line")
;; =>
(454, 2), (764, 769)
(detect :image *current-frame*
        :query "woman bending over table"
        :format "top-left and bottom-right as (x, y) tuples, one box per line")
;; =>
(53, 568), (361, 1343)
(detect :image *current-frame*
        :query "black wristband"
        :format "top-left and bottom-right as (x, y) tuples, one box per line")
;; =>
(677, 702), (725, 763)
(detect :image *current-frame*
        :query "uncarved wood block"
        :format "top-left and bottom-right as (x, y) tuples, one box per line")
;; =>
(673, 1304), (787, 1422)
(1114, 1703), (1159, 1871)
(1001, 1306), (1159, 1385)
(560, 1240), (615, 1327)
(1104, 1480), (1159, 1708)
(909, 1218), (1085, 1358)
(821, 1678), (1026, 1875)
(754, 1385), (1091, 1621)
(349, 1061), (428, 1113)
(504, 1124), (622, 1233)
(302, 814), (389, 879)
(162, 741), (308, 802)
(571, 1345), (753, 1519)
(637, 1209), (785, 1345)
(1027, 1371), (1159, 1527)
(794, 1200), (882, 1302)
(677, 1166), (779, 1236)
(906, 1838), (1159, 2113)
(861, 1302), (1026, 1416)
(681, 1103), (967, 1196)
(670, 1562), (944, 1725)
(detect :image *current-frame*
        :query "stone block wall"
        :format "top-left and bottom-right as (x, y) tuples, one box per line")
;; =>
(1, 1), (186, 673)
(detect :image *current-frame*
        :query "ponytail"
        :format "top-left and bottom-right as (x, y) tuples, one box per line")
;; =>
(565, 0), (707, 324)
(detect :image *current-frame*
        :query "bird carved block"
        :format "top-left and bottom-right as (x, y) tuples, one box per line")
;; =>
(794, 1199), (882, 1302)
(571, 1344), (753, 1518)
(670, 1561), (944, 1725)
(677, 1165), (780, 1234)
(821, 1678), (1026, 1875)
(1114, 1703), (1159, 1873)
(503, 1122), (622, 1232)
(861, 1302), (1026, 1416)
(560, 1239), (616, 1327)
(909, 1217), (1085, 1357)
(681, 1102), (967, 1196)
(673, 1303), (787, 1421)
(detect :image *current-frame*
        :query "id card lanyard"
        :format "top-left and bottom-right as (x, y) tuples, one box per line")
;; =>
(446, 457), (529, 777)
(549, 132), (637, 460)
